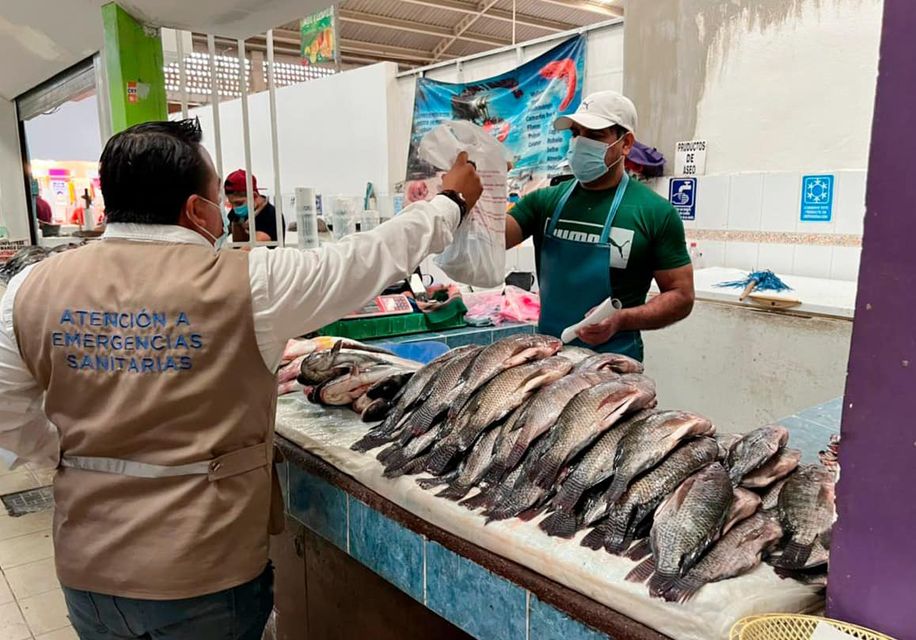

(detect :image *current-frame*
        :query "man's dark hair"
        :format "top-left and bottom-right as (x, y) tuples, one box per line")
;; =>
(99, 119), (210, 225)
(609, 124), (630, 139)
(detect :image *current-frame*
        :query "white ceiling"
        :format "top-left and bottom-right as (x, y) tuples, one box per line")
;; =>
(0, 0), (331, 101)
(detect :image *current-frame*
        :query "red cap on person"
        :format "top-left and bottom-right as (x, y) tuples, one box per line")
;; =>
(224, 170), (259, 196)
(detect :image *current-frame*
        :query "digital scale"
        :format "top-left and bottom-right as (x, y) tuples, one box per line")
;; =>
(344, 294), (415, 319)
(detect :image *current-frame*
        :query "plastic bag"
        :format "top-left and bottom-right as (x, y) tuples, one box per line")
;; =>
(418, 121), (511, 287)
(464, 286), (540, 326)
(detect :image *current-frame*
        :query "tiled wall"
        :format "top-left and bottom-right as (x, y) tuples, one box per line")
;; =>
(648, 171), (866, 281)
(281, 463), (607, 640)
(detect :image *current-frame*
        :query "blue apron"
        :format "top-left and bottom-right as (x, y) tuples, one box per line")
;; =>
(536, 174), (643, 360)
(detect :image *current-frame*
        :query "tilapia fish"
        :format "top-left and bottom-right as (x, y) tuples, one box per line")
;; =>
(392, 348), (482, 441)
(574, 352), (644, 374)
(662, 512), (783, 603)
(529, 379), (657, 491)
(776, 464), (836, 569)
(722, 487), (762, 535)
(425, 356), (573, 476)
(282, 336), (393, 364)
(581, 437), (719, 554)
(311, 366), (413, 405)
(449, 334), (562, 416)
(715, 433), (743, 461)
(604, 410), (716, 505)
(741, 448), (801, 489)
(487, 371), (617, 483)
(539, 409), (653, 538)
(726, 425), (789, 485)
(435, 427), (502, 501)
(474, 435), (556, 521)
(350, 345), (481, 452)
(299, 341), (420, 385)
(626, 462), (734, 597)
(760, 475), (792, 511)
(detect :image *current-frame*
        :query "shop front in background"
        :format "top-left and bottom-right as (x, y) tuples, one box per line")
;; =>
(16, 56), (108, 247)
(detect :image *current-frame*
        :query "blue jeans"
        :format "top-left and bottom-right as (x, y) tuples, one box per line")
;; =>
(63, 563), (273, 639)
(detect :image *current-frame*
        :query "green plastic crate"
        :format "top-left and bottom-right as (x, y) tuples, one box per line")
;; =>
(317, 312), (466, 340)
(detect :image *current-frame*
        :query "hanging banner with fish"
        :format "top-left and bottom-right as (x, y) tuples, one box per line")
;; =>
(405, 35), (586, 203)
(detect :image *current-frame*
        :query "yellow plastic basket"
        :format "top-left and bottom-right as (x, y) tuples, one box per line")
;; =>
(729, 614), (895, 640)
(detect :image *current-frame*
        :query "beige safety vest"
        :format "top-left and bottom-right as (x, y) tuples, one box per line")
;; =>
(14, 239), (281, 600)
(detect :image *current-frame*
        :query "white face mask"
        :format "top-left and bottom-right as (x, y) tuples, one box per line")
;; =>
(193, 196), (229, 249)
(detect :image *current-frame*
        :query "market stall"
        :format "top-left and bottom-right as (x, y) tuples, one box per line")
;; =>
(267, 325), (837, 640)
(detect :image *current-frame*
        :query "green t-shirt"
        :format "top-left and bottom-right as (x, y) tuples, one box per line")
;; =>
(509, 178), (690, 309)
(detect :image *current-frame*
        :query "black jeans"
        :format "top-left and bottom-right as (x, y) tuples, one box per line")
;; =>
(63, 563), (273, 639)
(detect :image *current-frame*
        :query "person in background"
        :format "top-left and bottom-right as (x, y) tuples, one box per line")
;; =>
(506, 90), (694, 361)
(0, 119), (481, 639)
(224, 169), (284, 244)
(35, 193), (53, 224)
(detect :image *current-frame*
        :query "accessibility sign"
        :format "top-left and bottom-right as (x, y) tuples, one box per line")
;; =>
(800, 174), (834, 222)
(669, 178), (697, 221)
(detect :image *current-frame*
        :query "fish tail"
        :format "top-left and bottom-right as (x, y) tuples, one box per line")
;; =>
(648, 572), (677, 598)
(604, 529), (635, 556)
(482, 462), (506, 485)
(503, 444), (527, 475)
(416, 475), (451, 490)
(436, 483), (472, 501)
(581, 524), (610, 550)
(779, 541), (814, 569)
(552, 479), (586, 514)
(376, 443), (403, 465)
(538, 510), (579, 539)
(625, 556), (656, 584)
(663, 575), (705, 603)
(531, 456), (562, 491)
(425, 443), (459, 476)
(625, 538), (652, 561)
(351, 433), (391, 452)
(604, 475), (629, 505)
(459, 489), (492, 511)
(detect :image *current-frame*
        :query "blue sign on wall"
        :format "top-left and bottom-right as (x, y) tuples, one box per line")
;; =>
(669, 177), (697, 221)
(800, 174), (834, 222)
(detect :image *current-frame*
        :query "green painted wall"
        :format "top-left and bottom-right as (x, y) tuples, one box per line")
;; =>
(101, 3), (168, 132)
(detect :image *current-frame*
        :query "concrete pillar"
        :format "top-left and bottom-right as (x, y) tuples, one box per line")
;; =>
(827, 0), (916, 636)
(101, 2), (168, 132)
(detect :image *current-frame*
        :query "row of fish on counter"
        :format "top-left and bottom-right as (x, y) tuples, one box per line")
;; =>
(284, 334), (836, 604)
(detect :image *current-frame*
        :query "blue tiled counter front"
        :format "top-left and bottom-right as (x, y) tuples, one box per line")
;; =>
(277, 443), (669, 640)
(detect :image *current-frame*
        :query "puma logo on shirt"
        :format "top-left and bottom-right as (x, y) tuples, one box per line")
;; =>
(549, 222), (635, 269)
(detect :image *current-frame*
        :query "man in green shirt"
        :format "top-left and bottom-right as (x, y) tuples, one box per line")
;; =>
(507, 90), (694, 361)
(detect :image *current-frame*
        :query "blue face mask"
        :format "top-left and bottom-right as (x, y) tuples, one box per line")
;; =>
(194, 197), (230, 250)
(567, 135), (626, 184)
(233, 203), (249, 219)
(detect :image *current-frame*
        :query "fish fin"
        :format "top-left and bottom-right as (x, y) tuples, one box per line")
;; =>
(663, 575), (704, 604)
(436, 483), (472, 501)
(459, 489), (493, 511)
(481, 462), (506, 485)
(425, 443), (459, 476)
(648, 572), (677, 598)
(416, 470), (458, 490)
(538, 510), (579, 539)
(778, 541), (814, 569)
(625, 556), (656, 584)
(581, 525), (610, 550)
(625, 538), (652, 561)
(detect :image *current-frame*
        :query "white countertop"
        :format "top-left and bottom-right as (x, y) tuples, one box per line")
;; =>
(655, 267), (857, 320)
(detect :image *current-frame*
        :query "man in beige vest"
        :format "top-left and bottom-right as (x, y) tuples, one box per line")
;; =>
(0, 119), (481, 639)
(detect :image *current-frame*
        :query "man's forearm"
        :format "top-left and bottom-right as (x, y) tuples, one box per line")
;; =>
(616, 290), (694, 332)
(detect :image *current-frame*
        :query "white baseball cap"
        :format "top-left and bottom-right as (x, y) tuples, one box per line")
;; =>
(554, 90), (638, 133)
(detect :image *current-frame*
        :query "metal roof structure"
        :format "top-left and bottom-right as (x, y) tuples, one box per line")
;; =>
(200, 0), (622, 69)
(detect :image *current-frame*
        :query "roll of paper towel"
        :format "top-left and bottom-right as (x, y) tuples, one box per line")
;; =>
(560, 298), (623, 344)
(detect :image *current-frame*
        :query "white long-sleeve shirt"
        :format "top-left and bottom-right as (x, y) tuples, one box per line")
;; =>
(0, 195), (459, 469)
